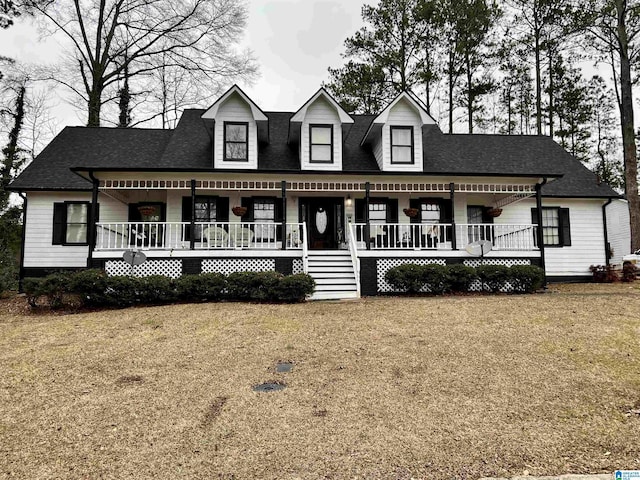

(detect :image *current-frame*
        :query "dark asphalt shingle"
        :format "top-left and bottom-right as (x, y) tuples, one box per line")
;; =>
(10, 110), (618, 198)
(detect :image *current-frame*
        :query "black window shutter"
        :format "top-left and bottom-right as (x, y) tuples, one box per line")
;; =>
(217, 197), (229, 222)
(559, 208), (571, 246)
(355, 199), (365, 223)
(386, 198), (398, 223)
(481, 207), (494, 224)
(531, 208), (538, 224)
(241, 197), (254, 221)
(409, 198), (421, 224)
(52, 203), (66, 245)
(274, 197), (284, 223)
(128, 203), (142, 222)
(440, 199), (453, 223)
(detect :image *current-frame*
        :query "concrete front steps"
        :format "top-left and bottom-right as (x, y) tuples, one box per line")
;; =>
(307, 250), (359, 300)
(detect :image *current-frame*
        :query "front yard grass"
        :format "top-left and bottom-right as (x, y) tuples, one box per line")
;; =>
(1, 283), (639, 479)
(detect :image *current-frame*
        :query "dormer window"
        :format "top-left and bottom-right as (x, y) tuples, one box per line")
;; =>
(391, 126), (414, 164)
(310, 124), (333, 163)
(224, 122), (248, 162)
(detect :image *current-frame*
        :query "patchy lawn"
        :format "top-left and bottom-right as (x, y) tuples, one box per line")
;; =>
(1, 283), (639, 479)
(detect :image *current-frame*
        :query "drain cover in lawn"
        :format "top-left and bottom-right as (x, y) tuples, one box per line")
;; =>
(253, 382), (286, 392)
(276, 362), (294, 373)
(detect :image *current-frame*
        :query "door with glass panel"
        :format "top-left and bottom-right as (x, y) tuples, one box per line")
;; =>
(128, 203), (165, 248)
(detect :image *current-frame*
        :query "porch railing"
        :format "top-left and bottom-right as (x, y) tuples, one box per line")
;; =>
(95, 222), (305, 250)
(353, 223), (538, 251)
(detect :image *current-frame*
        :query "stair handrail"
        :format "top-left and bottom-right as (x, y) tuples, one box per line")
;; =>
(302, 221), (309, 274)
(347, 222), (361, 297)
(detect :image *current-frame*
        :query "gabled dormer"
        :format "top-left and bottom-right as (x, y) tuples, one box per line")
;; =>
(361, 91), (436, 172)
(289, 88), (354, 171)
(201, 85), (268, 170)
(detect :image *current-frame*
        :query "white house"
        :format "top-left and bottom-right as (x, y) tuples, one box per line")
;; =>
(9, 85), (620, 299)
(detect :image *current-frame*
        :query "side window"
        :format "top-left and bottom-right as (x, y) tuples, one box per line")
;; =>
(52, 202), (90, 245)
(531, 207), (571, 247)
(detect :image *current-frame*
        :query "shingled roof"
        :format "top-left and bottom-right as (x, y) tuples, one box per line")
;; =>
(9, 109), (618, 198)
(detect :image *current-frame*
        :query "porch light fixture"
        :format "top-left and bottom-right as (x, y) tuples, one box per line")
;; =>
(346, 195), (352, 207)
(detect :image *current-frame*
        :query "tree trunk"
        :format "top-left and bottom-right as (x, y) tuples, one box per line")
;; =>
(466, 50), (473, 133)
(548, 48), (554, 138)
(1, 85), (25, 211)
(617, 0), (640, 252)
(535, 31), (542, 135)
(87, 89), (102, 127)
(448, 52), (454, 134)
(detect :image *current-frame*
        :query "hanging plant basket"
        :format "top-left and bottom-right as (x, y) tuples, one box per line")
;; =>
(232, 206), (248, 217)
(486, 208), (503, 218)
(403, 207), (419, 218)
(137, 205), (157, 216)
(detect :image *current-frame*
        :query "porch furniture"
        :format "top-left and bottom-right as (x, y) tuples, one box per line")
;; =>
(231, 227), (254, 247)
(203, 226), (229, 247)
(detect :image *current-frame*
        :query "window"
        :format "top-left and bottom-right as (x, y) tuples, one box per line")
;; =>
(182, 196), (228, 242)
(531, 207), (571, 247)
(420, 200), (440, 223)
(310, 125), (333, 163)
(253, 198), (276, 241)
(194, 196), (217, 238)
(52, 202), (91, 245)
(369, 201), (387, 224)
(391, 126), (414, 164)
(224, 122), (248, 161)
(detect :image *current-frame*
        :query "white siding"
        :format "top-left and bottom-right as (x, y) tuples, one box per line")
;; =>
(606, 199), (630, 265)
(499, 198), (607, 277)
(24, 191), (124, 268)
(372, 135), (384, 170)
(213, 93), (258, 170)
(300, 97), (343, 171)
(380, 98), (423, 172)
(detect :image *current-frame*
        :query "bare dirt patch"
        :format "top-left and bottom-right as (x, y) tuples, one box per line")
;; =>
(1, 284), (639, 479)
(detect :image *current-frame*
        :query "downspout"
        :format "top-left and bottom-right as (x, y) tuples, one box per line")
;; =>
(535, 177), (548, 286)
(602, 197), (613, 266)
(190, 179), (196, 250)
(365, 182), (370, 250)
(281, 180), (287, 250)
(87, 171), (99, 268)
(17, 192), (27, 293)
(449, 182), (457, 250)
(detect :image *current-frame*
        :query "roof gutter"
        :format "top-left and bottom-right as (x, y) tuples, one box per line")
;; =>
(535, 177), (548, 287)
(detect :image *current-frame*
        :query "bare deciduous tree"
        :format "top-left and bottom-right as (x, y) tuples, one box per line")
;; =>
(23, 0), (258, 126)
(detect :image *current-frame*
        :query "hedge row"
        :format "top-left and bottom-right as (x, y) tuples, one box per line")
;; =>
(384, 263), (545, 294)
(23, 270), (315, 309)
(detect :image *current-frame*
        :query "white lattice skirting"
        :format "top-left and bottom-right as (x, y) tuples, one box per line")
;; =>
(292, 259), (304, 275)
(464, 258), (531, 292)
(377, 258), (447, 293)
(105, 259), (182, 278)
(201, 258), (275, 275)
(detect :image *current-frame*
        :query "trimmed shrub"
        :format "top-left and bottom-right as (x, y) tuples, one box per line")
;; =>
(385, 264), (425, 293)
(23, 277), (45, 307)
(104, 275), (141, 307)
(446, 264), (478, 293)
(477, 265), (510, 293)
(37, 273), (69, 308)
(69, 269), (110, 307)
(136, 275), (177, 305)
(509, 265), (545, 293)
(274, 273), (315, 302)
(176, 273), (226, 302)
(622, 262), (637, 283)
(422, 264), (450, 294)
(226, 271), (263, 300)
(249, 271), (285, 301)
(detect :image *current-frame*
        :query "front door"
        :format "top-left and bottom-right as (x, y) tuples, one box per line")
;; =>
(128, 202), (166, 247)
(299, 198), (344, 250)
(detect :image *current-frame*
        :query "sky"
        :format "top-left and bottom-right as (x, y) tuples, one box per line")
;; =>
(0, 0), (368, 127)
